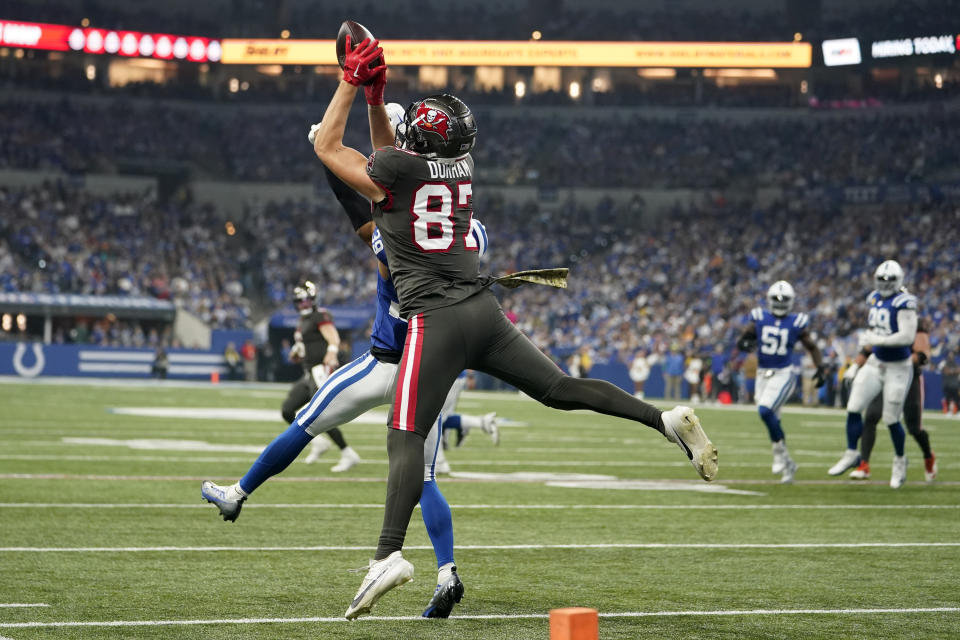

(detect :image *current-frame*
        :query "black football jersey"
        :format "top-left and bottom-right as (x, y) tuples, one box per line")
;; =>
(366, 146), (486, 318)
(296, 309), (334, 370)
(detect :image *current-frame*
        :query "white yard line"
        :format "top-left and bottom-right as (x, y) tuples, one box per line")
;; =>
(2, 542), (959, 553)
(0, 503), (957, 510)
(0, 604), (48, 608)
(1, 607), (958, 628)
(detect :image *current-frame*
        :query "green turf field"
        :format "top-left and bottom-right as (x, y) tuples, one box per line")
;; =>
(1, 379), (958, 639)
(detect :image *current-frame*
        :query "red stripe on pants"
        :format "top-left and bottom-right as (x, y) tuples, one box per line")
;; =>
(392, 313), (423, 431)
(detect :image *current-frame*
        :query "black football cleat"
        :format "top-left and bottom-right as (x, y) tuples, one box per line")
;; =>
(422, 567), (464, 618)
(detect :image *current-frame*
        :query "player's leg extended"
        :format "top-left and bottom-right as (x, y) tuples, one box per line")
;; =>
(830, 358), (882, 475)
(200, 353), (385, 521)
(756, 367), (796, 480)
(420, 418), (463, 618)
(469, 292), (716, 481)
(347, 310), (465, 620)
(853, 394), (883, 479)
(902, 372), (935, 480)
(440, 377), (499, 447)
(882, 360), (913, 488)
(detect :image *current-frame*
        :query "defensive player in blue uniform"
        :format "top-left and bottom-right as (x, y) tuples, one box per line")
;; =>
(737, 281), (826, 483)
(828, 260), (918, 488)
(200, 105), (490, 618)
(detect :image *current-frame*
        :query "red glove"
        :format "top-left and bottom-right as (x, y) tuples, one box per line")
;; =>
(342, 35), (386, 91)
(363, 65), (387, 106)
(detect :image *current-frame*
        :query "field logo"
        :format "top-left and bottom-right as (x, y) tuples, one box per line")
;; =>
(13, 342), (45, 377)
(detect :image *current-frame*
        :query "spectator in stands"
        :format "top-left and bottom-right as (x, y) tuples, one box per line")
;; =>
(241, 339), (257, 382)
(664, 344), (684, 400)
(224, 342), (241, 381)
(151, 347), (169, 379)
(940, 351), (960, 414)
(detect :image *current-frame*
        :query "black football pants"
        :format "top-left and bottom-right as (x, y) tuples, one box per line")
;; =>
(376, 289), (664, 558)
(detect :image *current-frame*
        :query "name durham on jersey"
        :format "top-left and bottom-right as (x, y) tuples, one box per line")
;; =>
(427, 159), (472, 180)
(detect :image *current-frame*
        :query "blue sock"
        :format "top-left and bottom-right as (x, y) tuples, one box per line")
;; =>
(888, 421), (906, 457)
(757, 406), (784, 442)
(420, 480), (455, 569)
(442, 414), (462, 431)
(239, 422), (314, 495)
(845, 412), (863, 450)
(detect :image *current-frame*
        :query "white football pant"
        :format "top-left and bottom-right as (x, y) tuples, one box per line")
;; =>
(294, 350), (443, 481)
(755, 366), (797, 415)
(846, 354), (913, 424)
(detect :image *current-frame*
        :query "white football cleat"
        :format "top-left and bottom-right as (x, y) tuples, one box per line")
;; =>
(662, 406), (718, 482)
(924, 454), (937, 482)
(780, 456), (797, 484)
(304, 436), (331, 464)
(890, 455), (907, 489)
(481, 412), (500, 446)
(344, 550), (414, 620)
(771, 440), (787, 474)
(331, 446), (360, 473)
(828, 449), (861, 476)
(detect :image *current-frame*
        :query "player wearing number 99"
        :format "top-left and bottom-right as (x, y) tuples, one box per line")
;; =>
(737, 280), (825, 483)
(314, 35), (717, 620)
(828, 260), (917, 488)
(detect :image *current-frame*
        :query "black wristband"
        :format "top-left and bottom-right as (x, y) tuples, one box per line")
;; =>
(914, 351), (928, 366)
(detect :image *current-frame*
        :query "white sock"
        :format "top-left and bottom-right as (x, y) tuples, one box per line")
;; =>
(437, 562), (455, 584)
(230, 483), (248, 499)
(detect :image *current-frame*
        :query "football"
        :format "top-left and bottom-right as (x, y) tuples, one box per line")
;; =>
(335, 20), (384, 84)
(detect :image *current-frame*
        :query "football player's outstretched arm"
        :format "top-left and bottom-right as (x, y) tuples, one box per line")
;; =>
(313, 37), (387, 204)
(368, 104), (394, 151)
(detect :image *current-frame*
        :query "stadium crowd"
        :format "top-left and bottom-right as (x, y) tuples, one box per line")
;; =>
(3, 177), (959, 374)
(1, 96), (957, 188)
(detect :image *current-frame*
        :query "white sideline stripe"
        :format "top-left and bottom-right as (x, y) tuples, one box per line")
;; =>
(0, 604), (48, 608)
(78, 352), (224, 364)
(3, 542), (959, 553)
(3, 473), (959, 488)
(0, 503), (957, 511)
(2, 607), (959, 628)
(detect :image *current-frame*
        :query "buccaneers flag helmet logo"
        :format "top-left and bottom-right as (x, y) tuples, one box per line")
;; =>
(414, 103), (451, 141)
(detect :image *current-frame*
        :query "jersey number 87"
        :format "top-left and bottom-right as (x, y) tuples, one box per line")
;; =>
(411, 182), (478, 253)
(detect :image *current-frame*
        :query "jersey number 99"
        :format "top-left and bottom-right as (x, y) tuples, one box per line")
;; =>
(411, 182), (477, 253)
(868, 307), (891, 333)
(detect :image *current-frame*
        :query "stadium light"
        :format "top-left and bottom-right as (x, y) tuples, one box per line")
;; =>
(229, 77), (239, 92)
(85, 64), (95, 80)
(568, 80), (581, 99)
(531, 30), (542, 41)
(514, 80), (526, 98)
(935, 73), (943, 89)
(280, 29), (290, 39)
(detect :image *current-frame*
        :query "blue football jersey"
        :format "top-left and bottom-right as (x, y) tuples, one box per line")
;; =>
(866, 289), (917, 362)
(750, 307), (810, 369)
(369, 228), (408, 354)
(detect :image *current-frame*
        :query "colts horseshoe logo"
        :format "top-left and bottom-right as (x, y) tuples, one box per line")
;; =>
(13, 343), (45, 378)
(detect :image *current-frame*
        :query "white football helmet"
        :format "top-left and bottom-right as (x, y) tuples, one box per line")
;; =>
(874, 260), (904, 297)
(293, 281), (318, 316)
(386, 102), (406, 129)
(766, 280), (795, 316)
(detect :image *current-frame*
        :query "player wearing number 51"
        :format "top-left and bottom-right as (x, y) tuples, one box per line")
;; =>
(737, 281), (825, 484)
(828, 260), (918, 488)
